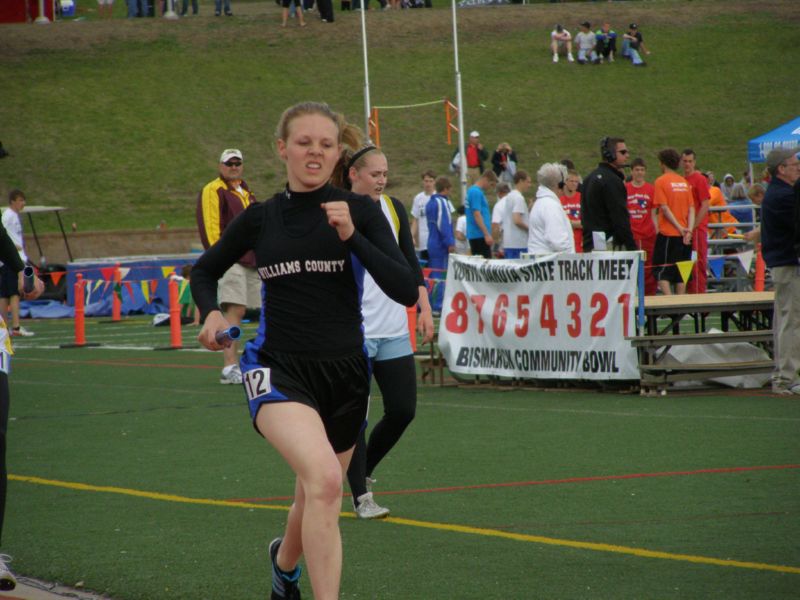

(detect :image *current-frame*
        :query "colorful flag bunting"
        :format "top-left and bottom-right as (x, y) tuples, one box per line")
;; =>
(50, 271), (65, 286)
(708, 256), (725, 280)
(676, 260), (695, 284)
(737, 250), (754, 274)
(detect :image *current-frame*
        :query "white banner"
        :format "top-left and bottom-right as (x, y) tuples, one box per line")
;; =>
(438, 253), (640, 380)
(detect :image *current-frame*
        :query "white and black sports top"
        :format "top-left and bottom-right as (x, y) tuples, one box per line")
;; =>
(191, 184), (418, 358)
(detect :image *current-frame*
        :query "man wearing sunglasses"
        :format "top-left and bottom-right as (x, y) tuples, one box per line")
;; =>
(196, 148), (260, 384)
(581, 137), (637, 252)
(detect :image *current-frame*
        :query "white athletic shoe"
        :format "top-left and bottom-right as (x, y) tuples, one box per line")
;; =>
(552, 53), (558, 63)
(220, 364), (243, 385)
(773, 383), (800, 396)
(354, 492), (390, 519)
(12, 326), (34, 337)
(0, 554), (17, 591)
(567, 53), (575, 62)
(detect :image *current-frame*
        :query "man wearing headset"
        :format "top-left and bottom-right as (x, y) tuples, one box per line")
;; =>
(581, 137), (638, 252)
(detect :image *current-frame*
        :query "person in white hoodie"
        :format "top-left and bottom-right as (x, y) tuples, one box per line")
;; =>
(720, 173), (736, 202)
(527, 163), (576, 254)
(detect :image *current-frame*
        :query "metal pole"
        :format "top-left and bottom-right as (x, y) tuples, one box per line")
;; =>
(54, 211), (74, 262)
(360, 6), (372, 139)
(163, 0), (179, 19)
(451, 0), (467, 203)
(26, 213), (44, 264)
(35, 0), (51, 23)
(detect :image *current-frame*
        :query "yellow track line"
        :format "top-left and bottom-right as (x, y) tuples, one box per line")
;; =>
(382, 516), (800, 575)
(11, 474), (800, 575)
(10, 474), (290, 512)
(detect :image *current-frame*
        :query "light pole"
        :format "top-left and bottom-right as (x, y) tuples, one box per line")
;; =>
(163, 0), (179, 19)
(35, 0), (51, 23)
(360, 4), (372, 140)
(450, 0), (467, 202)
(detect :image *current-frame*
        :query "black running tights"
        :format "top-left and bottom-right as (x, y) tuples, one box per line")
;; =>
(346, 354), (417, 500)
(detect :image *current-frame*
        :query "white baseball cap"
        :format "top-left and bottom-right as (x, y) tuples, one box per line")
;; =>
(469, 131), (480, 138)
(219, 148), (243, 163)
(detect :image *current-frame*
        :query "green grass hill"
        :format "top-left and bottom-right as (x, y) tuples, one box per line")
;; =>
(0, 0), (797, 231)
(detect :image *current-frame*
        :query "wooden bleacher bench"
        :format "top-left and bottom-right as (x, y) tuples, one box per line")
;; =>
(628, 328), (774, 394)
(639, 359), (774, 390)
(628, 330), (774, 350)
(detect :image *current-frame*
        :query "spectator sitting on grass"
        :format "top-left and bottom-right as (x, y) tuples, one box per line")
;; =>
(595, 22), (617, 63)
(550, 24), (574, 63)
(575, 21), (599, 65)
(622, 23), (650, 66)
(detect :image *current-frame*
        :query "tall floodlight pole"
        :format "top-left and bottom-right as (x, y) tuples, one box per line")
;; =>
(450, 0), (467, 201)
(360, 6), (372, 140)
(164, 0), (179, 19)
(35, 0), (51, 23)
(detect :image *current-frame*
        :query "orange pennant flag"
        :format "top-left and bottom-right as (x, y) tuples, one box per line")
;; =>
(50, 271), (65, 286)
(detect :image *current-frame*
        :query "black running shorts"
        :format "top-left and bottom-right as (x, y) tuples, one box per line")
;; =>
(241, 344), (370, 453)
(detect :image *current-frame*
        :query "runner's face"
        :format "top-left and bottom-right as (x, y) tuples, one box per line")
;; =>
(632, 166), (646, 182)
(349, 153), (388, 201)
(422, 176), (435, 194)
(278, 113), (341, 192)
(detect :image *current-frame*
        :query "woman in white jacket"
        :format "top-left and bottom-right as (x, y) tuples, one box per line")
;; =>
(527, 162), (576, 254)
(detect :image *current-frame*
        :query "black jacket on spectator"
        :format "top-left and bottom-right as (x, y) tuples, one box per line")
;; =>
(580, 162), (637, 252)
(762, 177), (800, 268)
(491, 150), (518, 178)
(794, 179), (800, 259)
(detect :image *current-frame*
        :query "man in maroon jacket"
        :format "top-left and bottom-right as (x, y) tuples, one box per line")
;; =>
(196, 148), (260, 384)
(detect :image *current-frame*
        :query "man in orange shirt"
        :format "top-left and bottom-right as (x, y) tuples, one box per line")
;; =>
(681, 149), (711, 293)
(653, 149), (695, 295)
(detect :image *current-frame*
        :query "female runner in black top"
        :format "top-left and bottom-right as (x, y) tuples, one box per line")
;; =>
(190, 102), (418, 600)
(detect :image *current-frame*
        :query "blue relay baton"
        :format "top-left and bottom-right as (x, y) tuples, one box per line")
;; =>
(214, 326), (241, 345)
(22, 266), (35, 294)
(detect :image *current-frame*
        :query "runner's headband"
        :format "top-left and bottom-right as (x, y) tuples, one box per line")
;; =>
(347, 146), (378, 170)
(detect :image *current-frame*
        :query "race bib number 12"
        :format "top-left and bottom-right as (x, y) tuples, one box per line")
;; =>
(243, 368), (272, 401)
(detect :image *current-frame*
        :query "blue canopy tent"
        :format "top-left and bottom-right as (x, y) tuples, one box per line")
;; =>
(748, 117), (800, 181)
